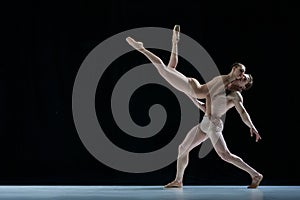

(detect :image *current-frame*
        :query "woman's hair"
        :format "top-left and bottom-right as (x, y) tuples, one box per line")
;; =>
(231, 62), (244, 68)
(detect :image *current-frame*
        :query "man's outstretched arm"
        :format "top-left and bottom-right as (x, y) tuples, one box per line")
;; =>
(233, 92), (262, 142)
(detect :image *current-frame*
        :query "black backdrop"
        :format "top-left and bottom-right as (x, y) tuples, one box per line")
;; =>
(1, 0), (295, 185)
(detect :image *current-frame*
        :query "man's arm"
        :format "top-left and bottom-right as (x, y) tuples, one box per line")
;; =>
(232, 92), (262, 142)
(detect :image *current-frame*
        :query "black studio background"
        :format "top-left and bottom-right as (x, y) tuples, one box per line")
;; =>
(1, 0), (294, 185)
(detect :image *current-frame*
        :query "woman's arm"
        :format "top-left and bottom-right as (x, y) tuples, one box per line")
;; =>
(187, 95), (206, 113)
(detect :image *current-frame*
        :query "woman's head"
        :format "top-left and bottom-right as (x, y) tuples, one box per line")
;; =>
(231, 62), (246, 80)
(228, 74), (253, 92)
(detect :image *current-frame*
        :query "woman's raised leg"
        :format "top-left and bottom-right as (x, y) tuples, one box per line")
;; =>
(167, 25), (180, 69)
(126, 36), (208, 98)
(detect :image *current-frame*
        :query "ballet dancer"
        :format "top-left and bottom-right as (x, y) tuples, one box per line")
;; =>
(164, 85), (263, 188)
(126, 25), (262, 188)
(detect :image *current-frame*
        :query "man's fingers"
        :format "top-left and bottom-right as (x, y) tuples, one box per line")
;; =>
(256, 135), (262, 142)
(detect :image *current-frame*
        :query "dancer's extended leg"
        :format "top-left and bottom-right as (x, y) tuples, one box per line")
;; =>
(126, 36), (202, 98)
(167, 25), (180, 69)
(210, 130), (263, 188)
(164, 125), (208, 188)
(126, 36), (211, 98)
(165, 25), (232, 97)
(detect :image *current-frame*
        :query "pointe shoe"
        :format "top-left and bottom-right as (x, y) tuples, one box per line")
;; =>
(126, 37), (144, 50)
(164, 180), (183, 188)
(248, 174), (263, 189)
(172, 25), (180, 43)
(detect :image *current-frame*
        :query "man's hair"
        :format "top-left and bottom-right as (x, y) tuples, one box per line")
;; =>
(230, 62), (253, 90)
(244, 74), (253, 90)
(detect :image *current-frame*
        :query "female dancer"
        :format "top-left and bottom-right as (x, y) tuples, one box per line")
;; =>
(126, 25), (251, 99)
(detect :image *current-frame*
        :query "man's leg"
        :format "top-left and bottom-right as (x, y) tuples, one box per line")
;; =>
(164, 124), (208, 188)
(210, 130), (263, 188)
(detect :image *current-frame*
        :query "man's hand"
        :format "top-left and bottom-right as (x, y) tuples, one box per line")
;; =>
(250, 127), (261, 142)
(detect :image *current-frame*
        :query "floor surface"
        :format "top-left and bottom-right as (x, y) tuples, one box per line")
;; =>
(0, 185), (299, 200)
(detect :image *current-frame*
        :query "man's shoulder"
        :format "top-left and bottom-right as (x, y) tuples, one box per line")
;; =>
(228, 91), (243, 102)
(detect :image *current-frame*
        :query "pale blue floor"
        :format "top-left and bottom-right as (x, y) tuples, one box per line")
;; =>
(0, 186), (299, 200)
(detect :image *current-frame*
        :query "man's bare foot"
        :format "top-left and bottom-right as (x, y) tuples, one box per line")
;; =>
(126, 37), (144, 51)
(248, 174), (263, 189)
(172, 25), (180, 43)
(164, 180), (183, 188)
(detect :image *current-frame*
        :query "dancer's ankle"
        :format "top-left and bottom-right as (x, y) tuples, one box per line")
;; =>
(248, 174), (263, 189)
(172, 25), (180, 43)
(126, 37), (145, 51)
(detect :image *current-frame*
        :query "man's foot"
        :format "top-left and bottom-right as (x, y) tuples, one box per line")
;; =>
(248, 174), (263, 189)
(172, 25), (180, 43)
(126, 37), (144, 51)
(164, 180), (183, 188)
